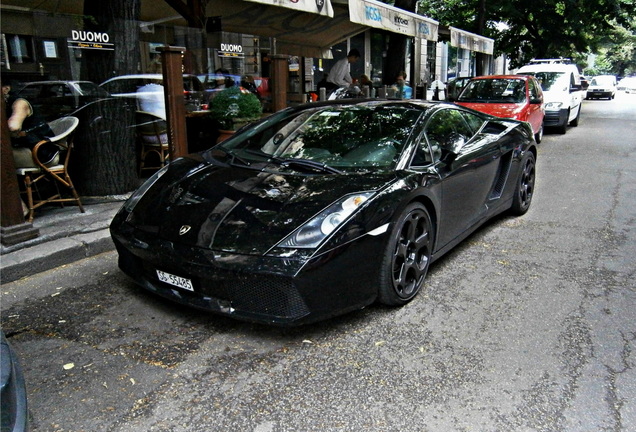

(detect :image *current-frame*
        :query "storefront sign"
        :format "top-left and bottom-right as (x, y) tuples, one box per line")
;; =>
(219, 43), (244, 57)
(450, 27), (494, 54)
(244, 0), (334, 17)
(350, 0), (438, 41)
(67, 30), (114, 51)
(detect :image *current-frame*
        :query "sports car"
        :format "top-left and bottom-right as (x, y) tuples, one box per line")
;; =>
(110, 100), (537, 325)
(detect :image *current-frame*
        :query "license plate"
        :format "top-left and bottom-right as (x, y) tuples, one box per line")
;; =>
(156, 270), (194, 291)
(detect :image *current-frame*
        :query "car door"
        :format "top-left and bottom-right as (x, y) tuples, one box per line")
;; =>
(526, 78), (544, 133)
(425, 108), (501, 249)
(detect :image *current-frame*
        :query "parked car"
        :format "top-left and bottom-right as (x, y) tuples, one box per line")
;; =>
(1, 330), (28, 432)
(100, 74), (205, 117)
(197, 73), (242, 101)
(455, 75), (545, 143)
(516, 59), (584, 134)
(15, 80), (111, 121)
(585, 75), (616, 100)
(110, 99), (537, 326)
(617, 76), (636, 93)
(445, 76), (473, 102)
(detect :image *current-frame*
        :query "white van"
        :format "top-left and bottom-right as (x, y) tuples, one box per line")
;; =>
(516, 59), (584, 134)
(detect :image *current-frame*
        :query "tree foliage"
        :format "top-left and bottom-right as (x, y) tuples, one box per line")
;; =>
(417, 0), (636, 72)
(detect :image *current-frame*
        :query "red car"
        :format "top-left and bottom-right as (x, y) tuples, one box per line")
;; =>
(455, 75), (545, 143)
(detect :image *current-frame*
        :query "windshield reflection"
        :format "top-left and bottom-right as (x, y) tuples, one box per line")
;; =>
(207, 104), (423, 173)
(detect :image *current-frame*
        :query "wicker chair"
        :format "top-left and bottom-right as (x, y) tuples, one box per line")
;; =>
(136, 111), (169, 174)
(15, 116), (85, 222)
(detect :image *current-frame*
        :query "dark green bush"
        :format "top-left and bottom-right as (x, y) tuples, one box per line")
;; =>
(209, 87), (262, 129)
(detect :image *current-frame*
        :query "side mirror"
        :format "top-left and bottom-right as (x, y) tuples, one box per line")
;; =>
(443, 132), (467, 155)
(530, 97), (542, 105)
(570, 84), (582, 92)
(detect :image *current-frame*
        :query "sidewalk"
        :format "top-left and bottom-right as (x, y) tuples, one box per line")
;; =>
(0, 195), (129, 284)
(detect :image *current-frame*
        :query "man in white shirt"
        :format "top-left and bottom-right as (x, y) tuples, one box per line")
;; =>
(326, 49), (361, 90)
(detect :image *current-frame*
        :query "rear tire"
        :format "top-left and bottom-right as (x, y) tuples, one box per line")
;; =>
(378, 203), (434, 306)
(510, 152), (536, 216)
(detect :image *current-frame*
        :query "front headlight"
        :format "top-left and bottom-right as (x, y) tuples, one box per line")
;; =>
(124, 164), (169, 212)
(277, 192), (374, 249)
(544, 102), (564, 111)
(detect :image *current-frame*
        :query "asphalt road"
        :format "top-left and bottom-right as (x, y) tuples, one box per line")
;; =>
(2, 92), (636, 432)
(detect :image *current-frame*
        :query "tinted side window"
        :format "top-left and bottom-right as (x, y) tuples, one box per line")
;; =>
(424, 109), (475, 160)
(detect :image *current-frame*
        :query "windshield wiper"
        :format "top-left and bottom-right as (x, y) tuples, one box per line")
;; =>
(279, 158), (343, 175)
(243, 149), (342, 174)
(214, 147), (251, 167)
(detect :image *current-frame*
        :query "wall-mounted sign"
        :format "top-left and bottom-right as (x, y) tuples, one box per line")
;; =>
(218, 43), (244, 58)
(67, 30), (114, 51)
(43, 41), (58, 58)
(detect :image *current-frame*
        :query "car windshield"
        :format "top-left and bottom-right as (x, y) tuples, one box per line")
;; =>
(208, 103), (423, 173)
(590, 77), (613, 86)
(458, 78), (526, 103)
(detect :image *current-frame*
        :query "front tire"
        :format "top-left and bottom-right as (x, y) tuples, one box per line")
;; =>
(534, 122), (544, 144)
(570, 105), (581, 127)
(510, 152), (536, 215)
(378, 203), (434, 306)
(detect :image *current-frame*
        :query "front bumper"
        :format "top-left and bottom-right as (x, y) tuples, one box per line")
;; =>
(544, 108), (569, 128)
(586, 90), (612, 98)
(110, 217), (384, 326)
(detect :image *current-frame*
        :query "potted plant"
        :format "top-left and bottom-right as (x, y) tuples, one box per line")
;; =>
(209, 86), (262, 140)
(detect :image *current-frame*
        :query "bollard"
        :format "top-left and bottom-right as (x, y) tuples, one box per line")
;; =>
(319, 87), (326, 101)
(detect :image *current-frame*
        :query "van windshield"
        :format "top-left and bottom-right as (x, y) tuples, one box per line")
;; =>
(524, 72), (567, 92)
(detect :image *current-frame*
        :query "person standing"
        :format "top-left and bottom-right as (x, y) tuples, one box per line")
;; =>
(325, 49), (361, 92)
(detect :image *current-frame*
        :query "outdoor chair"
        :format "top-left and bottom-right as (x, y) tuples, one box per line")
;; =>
(14, 116), (85, 222)
(136, 111), (169, 174)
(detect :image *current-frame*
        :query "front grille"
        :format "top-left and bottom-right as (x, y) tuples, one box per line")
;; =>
(141, 260), (309, 319)
(227, 275), (310, 319)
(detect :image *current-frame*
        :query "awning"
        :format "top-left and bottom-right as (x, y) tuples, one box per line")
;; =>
(207, 0), (439, 58)
(206, 1), (367, 58)
(347, 0), (438, 41)
(449, 26), (494, 55)
(244, 0), (335, 17)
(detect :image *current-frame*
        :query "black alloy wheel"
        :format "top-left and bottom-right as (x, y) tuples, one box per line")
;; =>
(378, 203), (434, 306)
(510, 152), (536, 215)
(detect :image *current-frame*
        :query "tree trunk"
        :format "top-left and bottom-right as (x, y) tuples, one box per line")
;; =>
(71, 0), (141, 195)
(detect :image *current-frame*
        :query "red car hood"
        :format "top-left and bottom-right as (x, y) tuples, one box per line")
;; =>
(457, 102), (527, 121)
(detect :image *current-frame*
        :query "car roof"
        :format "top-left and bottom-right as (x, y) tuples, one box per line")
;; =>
(101, 74), (200, 84)
(470, 75), (531, 81)
(20, 80), (96, 86)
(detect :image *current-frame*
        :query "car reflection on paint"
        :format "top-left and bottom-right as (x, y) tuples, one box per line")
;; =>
(110, 99), (537, 325)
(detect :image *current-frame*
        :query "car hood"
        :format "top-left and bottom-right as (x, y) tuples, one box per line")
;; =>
(457, 102), (527, 121)
(128, 156), (394, 255)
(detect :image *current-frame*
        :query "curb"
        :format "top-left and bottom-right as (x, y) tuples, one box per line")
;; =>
(1, 228), (115, 284)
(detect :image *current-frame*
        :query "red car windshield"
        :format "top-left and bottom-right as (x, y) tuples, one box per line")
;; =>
(458, 78), (526, 103)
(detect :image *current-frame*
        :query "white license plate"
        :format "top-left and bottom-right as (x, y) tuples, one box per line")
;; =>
(156, 270), (194, 291)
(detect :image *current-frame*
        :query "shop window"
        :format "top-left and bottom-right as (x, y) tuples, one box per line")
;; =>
(6, 34), (35, 64)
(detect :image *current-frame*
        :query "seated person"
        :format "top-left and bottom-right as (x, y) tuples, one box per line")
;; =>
(3, 81), (57, 165)
(392, 72), (413, 99)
